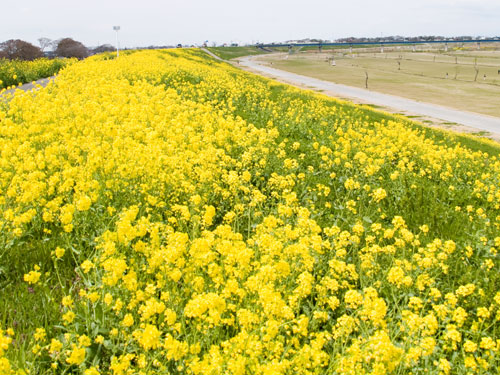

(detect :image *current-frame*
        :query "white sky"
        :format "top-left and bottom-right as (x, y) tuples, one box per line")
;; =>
(2, 0), (499, 48)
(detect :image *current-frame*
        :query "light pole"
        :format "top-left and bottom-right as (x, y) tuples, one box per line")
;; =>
(113, 26), (120, 57)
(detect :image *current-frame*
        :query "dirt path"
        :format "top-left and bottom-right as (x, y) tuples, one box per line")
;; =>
(237, 55), (500, 138)
(201, 48), (223, 61)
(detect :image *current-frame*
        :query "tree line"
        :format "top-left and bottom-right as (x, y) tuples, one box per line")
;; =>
(336, 35), (500, 43)
(0, 38), (115, 61)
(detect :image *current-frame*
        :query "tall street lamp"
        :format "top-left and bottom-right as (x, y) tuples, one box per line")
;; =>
(113, 26), (120, 57)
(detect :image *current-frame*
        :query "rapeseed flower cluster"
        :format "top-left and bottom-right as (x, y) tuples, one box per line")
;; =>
(1, 49), (499, 374)
(0, 57), (74, 90)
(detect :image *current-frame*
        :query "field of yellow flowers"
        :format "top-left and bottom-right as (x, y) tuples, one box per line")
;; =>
(0, 57), (74, 90)
(1, 49), (500, 374)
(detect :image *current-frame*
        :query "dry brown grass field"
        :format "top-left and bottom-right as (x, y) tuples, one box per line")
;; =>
(259, 44), (500, 117)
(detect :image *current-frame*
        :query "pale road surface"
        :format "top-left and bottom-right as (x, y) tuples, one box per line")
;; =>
(201, 48), (223, 61)
(238, 55), (500, 135)
(0, 77), (52, 101)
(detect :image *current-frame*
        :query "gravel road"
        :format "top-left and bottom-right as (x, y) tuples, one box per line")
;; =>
(0, 77), (52, 101)
(238, 55), (500, 135)
(201, 48), (223, 60)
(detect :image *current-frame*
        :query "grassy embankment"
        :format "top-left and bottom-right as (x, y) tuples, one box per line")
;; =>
(0, 58), (75, 90)
(1, 48), (500, 374)
(206, 46), (270, 60)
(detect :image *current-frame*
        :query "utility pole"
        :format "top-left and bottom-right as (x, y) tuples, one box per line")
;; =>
(113, 26), (120, 57)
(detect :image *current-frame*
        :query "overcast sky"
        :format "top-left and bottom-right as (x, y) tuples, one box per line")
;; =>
(2, 0), (499, 48)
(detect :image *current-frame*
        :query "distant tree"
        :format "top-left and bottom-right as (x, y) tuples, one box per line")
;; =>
(55, 38), (89, 59)
(92, 44), (115, 54)
(37, 37), (53, 52)
(0, 39), (43, 60)
(474, 58), (479, 82)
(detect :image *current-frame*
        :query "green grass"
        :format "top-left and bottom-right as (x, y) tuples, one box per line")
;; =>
(206, 46), (270, 60)
(351, 103), (500, 156)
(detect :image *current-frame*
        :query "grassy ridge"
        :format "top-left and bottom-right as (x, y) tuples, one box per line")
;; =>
(206, 46), (269, 59)
(0, 49), (499, 374)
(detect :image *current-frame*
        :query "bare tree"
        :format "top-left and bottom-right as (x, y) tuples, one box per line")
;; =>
(0, 39), (43, 60)
(474, 58), (479, 82)
(37, 37), (53, 52)
(92, 44), (115, 54)
(55, 38), (89, 59)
